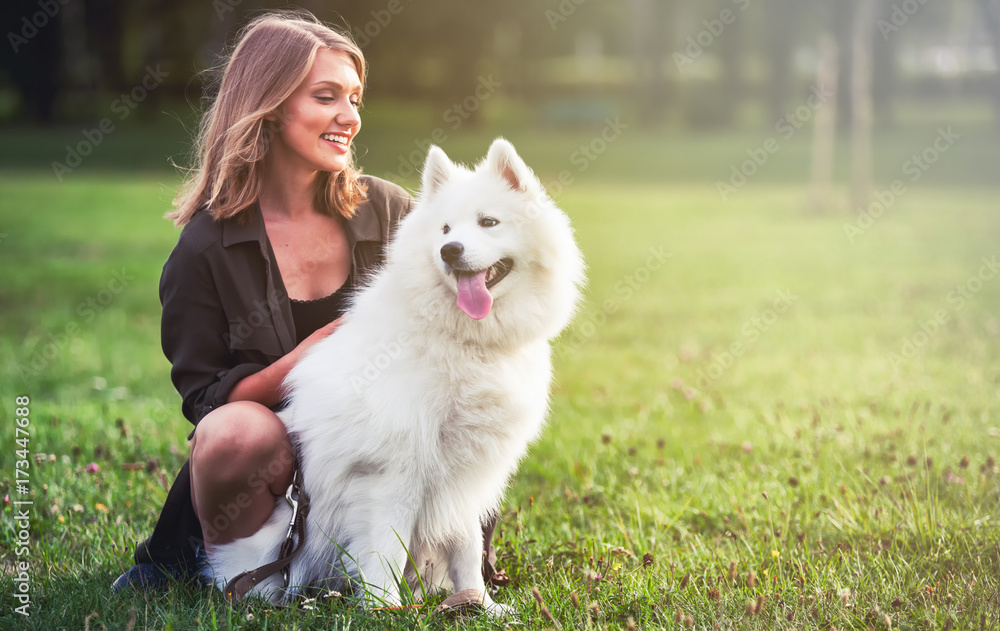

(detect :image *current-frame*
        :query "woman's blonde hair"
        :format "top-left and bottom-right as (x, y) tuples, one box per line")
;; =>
(168, 11), (367, 227)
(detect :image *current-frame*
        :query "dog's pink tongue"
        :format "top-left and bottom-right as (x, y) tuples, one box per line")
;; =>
(456, 270), (492, 320)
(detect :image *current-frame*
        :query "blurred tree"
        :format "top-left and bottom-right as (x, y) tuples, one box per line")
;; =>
(832, 0), (853, 131)
(673, 0), (739, 129)
(631, 0), (674, 126)
(762, 0), (800, 125)
(980, 0), (1000, 128)
(84, 0), (126, 92)
(715, 0), (746, 128)
(810, 35), (839, 213)
(2, 0), (63, 121)
(400, 0), (492, 119)
(871, 0), (898, 129)
(0, 0), (993, 131)
(851, 0), (875, 211)
(831, 0), (896, 131)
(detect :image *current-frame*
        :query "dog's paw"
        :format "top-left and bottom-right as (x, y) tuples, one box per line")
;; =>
(433, 589), (515, 619)
(484, 599), (515, 619)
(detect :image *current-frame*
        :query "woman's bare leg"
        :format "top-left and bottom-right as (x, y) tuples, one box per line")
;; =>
(189, 401), (294, 550)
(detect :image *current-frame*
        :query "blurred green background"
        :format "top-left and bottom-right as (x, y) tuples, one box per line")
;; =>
(0, 0), (998, 182)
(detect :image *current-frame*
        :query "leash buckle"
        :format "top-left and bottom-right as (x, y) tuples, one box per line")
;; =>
(285, 471), (300, 511)
(281, 469), (301, 586)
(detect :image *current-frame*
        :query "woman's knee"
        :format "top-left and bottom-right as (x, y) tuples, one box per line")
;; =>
(190, 401), (292, 486)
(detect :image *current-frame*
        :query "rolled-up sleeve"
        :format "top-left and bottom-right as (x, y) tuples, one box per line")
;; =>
(159, 238), (266, 425)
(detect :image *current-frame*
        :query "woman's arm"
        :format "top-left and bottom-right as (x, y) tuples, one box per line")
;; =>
(160, 235), (262, 424)
(226, 318), (342, 407)
(232, 179), (414, 406)
(162, 233), (347, 417)
(164, 181), (412, 420)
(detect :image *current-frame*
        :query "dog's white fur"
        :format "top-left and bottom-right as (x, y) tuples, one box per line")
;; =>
(204, 139), (584, 613)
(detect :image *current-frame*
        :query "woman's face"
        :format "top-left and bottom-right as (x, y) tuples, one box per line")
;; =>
(269, 48), (362, 176)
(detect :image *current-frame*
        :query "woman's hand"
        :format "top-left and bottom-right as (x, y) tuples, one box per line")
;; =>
(289, 316), (345, 364)
(227, 316), (345, 407)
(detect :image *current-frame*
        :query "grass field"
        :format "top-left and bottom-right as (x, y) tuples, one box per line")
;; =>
(1, 120), (999, 630)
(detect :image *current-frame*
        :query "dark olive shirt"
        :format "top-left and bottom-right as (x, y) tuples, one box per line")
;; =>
(159, 176), (412, 425)
(134, 176), (411, 566)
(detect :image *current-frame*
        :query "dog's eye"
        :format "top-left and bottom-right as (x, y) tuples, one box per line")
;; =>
(442, 224), (450, 234)
(478, 217), (499, 228)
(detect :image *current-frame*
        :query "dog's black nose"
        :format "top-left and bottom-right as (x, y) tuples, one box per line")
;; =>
(440, 242), (464, 265)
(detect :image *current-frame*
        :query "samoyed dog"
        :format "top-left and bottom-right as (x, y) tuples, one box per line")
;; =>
(205, 138), (584, 614)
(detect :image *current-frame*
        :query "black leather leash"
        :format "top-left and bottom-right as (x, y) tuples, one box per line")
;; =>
(224, 446), (310, 602)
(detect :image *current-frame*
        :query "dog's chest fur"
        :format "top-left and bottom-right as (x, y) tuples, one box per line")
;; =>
(290, 338), (550, 541)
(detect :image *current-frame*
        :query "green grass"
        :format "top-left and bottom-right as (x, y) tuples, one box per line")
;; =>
(1, 122), (999, 630)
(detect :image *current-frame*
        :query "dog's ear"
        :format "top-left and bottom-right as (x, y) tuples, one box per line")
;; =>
(485, 137), (536, 194)
(422, 145), (455, 197)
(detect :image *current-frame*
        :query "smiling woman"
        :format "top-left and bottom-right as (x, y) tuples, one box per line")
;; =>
(110, 10), (443, 594)
(168, 13), (368, 228)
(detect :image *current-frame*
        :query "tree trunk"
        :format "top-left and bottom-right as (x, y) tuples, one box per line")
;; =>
(1, 0), (63, 121)
(763, 0), (797, 125)
(810, 35), (839, 213)
(850, 0), (875, 212)
(871, 5), (897, 130)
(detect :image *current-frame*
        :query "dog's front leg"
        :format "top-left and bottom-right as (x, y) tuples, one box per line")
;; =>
(353, 527), (412, 609)
(446, 517), (513, 618)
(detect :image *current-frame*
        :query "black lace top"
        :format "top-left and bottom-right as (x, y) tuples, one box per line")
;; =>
(290, 283), (352, 345)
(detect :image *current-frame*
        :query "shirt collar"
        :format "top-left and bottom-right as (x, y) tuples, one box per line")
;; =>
(220, 202), (262, 247)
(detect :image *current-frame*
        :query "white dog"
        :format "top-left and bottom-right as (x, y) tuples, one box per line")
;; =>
(205, 138), (585, 614)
